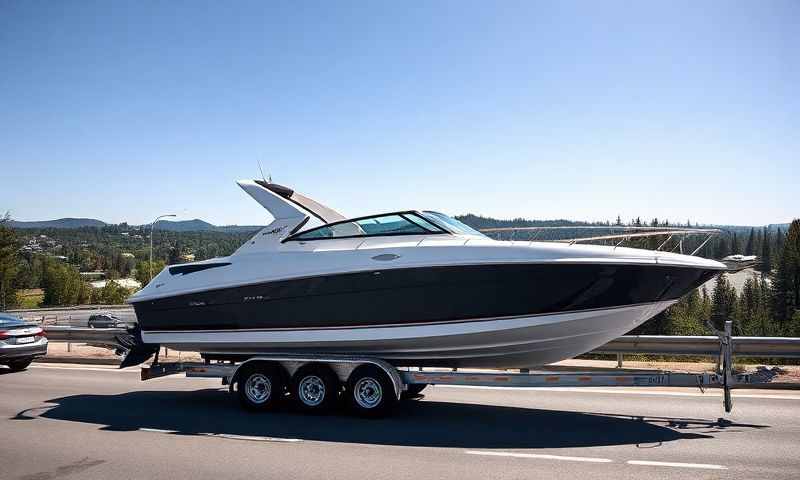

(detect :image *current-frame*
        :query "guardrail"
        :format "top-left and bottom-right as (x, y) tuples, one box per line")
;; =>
(597, 335), (800, 358)
(41, 326), (800, 360)
(43, 326), (125, 346)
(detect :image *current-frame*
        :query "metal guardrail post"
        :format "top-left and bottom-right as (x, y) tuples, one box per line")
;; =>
(66, 315), (71, 352)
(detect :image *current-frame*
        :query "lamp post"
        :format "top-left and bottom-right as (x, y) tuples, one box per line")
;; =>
(149, 214), (176, 281)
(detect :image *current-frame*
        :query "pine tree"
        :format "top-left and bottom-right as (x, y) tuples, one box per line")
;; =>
(711, 274), (738, 330)
(761, 226), (772, 273)
(745, 228), (756, 255)
(772, 219), (800, 325)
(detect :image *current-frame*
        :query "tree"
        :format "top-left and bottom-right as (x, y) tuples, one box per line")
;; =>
(761, 226), (772, 273)
(737, 275), (773, 335)
(731, 232), (740, 254)
(663, 289), (707, 335)
(744, 228), (756, 256)
(772, 219), (800, 325)
(711, 274), (737, 330)
(0, 213), (20, 310)
(41, 259), (87, 306)
(134, 260), (165, 288)
(95, 280), (131, 305)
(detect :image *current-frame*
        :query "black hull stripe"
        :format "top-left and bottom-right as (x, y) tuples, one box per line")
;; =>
(142, 300), (673, 333)
(134, 263), (717, 332)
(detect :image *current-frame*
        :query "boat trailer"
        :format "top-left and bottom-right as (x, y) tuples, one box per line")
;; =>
(140, 322), (767, 414)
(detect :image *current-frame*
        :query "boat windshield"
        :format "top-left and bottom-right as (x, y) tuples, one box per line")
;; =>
(421, 211), (486, 237)
(288, 212), (447, 241)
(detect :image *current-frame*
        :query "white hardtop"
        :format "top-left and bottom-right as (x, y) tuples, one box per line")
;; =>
(127, 180), (726, 303)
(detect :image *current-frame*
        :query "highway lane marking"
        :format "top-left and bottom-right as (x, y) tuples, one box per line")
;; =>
(140, 428), (177, 434)
(465, 450), (612, 463)
(138, 427), (301, 443)
(465, 451), (728, 470)
(31, 364), (138, 372)
(627, 460), (727, 470)
(437, 384), (800, 400)
(200, 433), (303, 443)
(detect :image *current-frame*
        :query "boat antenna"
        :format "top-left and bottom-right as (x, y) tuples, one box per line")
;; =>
(257, 159), (270, 184)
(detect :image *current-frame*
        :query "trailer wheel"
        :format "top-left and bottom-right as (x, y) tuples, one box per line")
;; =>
(237, 363), (284, 412)
(401, 383), (427, 399)
(291, 364), (340, 413)
(346, 364), (396, 417)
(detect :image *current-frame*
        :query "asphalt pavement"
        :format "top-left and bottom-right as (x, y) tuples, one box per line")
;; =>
(1, 363), (799, 479)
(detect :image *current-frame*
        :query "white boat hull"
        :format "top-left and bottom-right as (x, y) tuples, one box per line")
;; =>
(142, 300), (676, 368)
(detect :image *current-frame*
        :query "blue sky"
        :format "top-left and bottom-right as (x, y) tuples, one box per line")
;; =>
(1, 1), (797, 226)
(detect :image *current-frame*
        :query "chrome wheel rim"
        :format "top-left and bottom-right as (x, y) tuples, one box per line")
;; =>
(354, 377), (382, 409)
(244, 373), (272, 404)
(298, 375), (326, 407)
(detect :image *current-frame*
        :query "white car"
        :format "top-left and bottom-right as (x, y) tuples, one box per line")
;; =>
(0, 313), (48, 372)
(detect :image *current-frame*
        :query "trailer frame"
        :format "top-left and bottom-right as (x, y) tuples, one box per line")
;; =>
(138, 321), (768, 414)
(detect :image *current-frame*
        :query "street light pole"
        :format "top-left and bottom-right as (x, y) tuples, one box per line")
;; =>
(149, 214), (176, 281)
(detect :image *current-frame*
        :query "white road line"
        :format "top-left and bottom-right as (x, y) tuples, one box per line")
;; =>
(627, 460), (727, 470)
(138, 428), (302, 442)
(437, 384), (800, 401)
(31, 364), (134, 372)
(201, 433), (302, 443)
(465, 450), (612, 463)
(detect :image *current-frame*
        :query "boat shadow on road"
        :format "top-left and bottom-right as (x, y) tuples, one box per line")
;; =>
(16, 388), (767, 449)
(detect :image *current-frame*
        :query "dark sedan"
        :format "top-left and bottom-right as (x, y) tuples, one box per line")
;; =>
(0, 313), (48, 371)
(87, 313), (128, 329)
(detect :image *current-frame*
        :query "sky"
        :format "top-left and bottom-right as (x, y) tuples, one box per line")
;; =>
(0, 1), (797, 227)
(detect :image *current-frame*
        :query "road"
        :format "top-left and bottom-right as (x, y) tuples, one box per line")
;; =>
(1, 364), (799, 479)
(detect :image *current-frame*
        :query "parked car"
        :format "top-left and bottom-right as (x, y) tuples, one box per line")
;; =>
(87, 313), (128, 329)
(0, 313), (48, 371)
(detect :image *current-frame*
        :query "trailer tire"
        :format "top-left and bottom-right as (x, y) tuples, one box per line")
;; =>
(236, 363), (284, 412)
(291, 364), (339, 413)
(346, 364), (396, 418)
(401, 383), (427, 399)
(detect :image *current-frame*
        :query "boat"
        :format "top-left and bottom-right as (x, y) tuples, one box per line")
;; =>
(125, 179), (726, 368)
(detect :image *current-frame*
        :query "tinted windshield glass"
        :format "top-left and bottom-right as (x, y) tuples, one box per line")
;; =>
(292, 213), (437, 240)
(422, 211), (486, 237)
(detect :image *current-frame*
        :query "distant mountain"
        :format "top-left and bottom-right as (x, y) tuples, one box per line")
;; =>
(8, 217), (261, 233)
(9, 218), (107, 229)
(152, 219), (216, 232)
(153, 219), (262, 233)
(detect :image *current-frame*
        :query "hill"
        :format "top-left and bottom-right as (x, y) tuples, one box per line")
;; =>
(9, 218), (107, 229)
(9, 217), (262, 233)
